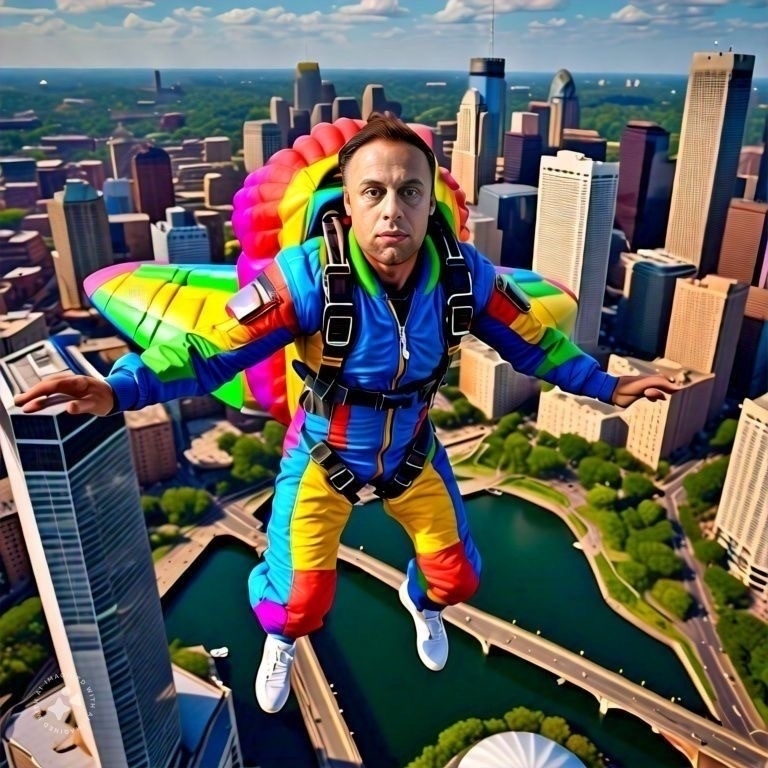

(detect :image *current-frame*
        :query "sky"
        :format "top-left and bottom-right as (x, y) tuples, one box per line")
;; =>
(0, 0), (766, 76)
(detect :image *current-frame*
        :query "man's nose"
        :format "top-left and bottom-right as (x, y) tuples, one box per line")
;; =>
(382, 191), (402, 220)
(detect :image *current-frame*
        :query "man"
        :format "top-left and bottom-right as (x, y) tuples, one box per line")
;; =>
(15, 115), (677, 714)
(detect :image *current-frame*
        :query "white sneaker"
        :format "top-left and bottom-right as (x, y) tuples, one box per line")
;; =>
(255, 635), (295, 713)
(398, 580), (449, 671)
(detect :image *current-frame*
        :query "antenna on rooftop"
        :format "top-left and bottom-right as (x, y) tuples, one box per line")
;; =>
(489, 0), (496, 57)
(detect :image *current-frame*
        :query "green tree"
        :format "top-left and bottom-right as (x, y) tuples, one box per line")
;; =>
(614, 447), (641, 470)
(637, 499), (665, 527)
(430, 409), (458, 429)
(231, 435), (278, 481)
(593, 510), (628, 550)
(482, 717), (507, 735)
(709, 418), (738, 450)
(565, 734), (600, 767)
(577, 457), (621, 489)
(540, 715), (571, 744)
(692, 539), (726, 566)
(590, 440), (614, 460)
(537, 430), (558, 448)
(502, 431), (531, 473)
(503, 706), (544, 732)
(160, 486), (211, 525)
(217, 431), (238, 453)
(169, 644), (210, 678)
(704, 566), (750, 609)
(651, 579), (694, 619)
(585, 485), (618, 509)
(628, 540), (683, 578)
(616, 559), (651, 591)
(526, 445), (565, 478)
(495, 411), (523, 437)
(655, 459), (671, 480)
(453, 398), (485, 425)
(683, 456), (729, 508)
(141, 494), (166, 526)
(558, 433), (591, 465)
(0, 207), (29, 229)
(262, 420), (287, 451)
(621, 472), (657, 505)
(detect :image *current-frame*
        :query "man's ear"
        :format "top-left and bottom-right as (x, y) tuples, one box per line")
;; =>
(429, 198), (436, 216)
(343, 189), (352, 216)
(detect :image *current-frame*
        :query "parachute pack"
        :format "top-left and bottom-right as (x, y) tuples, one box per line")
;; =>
(84, 118), (577, 426)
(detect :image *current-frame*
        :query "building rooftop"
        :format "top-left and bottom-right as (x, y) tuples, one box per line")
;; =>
(457, 731), (585, 768)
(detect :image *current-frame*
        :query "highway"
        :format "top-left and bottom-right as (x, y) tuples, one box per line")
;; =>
(337, 543), (768, 768)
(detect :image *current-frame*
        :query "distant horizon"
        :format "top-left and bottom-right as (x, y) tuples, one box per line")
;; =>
(0, 1), (765, 77)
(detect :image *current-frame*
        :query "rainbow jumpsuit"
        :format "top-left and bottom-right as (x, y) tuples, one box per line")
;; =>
(106, 234), (619, 640)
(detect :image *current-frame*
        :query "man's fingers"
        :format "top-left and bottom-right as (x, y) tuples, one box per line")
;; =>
(643, 387), (668, 402)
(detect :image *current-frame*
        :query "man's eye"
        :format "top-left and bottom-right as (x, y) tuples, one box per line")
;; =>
(363, 188), (382, 199)
(401, 188), (420, 199)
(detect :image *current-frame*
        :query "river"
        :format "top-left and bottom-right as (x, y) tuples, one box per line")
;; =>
(164, 492), (703, 768)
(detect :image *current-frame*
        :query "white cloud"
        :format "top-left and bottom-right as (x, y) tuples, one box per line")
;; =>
(123, 11), (180, 30)
(610, 4), (653, 24)
(336, 0), (407, 17)
(172, 6), (211, 23)
(528, 16), (566, 27)
(0, 3), (54, 15)
(56, 0), (154, 13)
(433, 0), (566, 24)
(371, 24), (406, 37)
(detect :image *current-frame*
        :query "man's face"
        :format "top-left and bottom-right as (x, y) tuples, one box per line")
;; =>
(343, 139), (435, 284)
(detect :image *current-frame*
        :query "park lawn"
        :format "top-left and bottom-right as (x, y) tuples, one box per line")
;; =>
(503, 477), (570, 507)
(568, 514), (588, 537)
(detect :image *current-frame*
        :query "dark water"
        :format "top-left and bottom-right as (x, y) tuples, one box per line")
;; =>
(164, 494), (702, 768)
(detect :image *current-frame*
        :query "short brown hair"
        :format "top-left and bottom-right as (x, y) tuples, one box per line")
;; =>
(338, 112), (437, 185)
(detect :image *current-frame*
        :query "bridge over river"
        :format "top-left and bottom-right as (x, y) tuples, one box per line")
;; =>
(337, 543), (768, 768)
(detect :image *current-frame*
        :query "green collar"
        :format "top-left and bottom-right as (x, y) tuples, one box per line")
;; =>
(347, 229), (441, 297)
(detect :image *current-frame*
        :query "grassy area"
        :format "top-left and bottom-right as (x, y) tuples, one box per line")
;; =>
(569, 514), (588, 537)
(503, 477), (569, 507)
(152, 544), (174, 562)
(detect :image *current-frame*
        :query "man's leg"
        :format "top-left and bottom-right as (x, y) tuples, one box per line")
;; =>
(384, 442), (481, 669)
(248, 456), (353, 711)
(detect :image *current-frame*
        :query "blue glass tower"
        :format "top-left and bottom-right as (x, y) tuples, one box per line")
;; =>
(469, 57), (506, 161)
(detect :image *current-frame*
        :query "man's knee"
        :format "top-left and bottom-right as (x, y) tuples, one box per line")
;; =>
(282, 569), (337, 638)
(419, 543), (480, 606)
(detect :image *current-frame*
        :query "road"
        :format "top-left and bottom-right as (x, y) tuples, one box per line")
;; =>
(338, 543), (768, 768)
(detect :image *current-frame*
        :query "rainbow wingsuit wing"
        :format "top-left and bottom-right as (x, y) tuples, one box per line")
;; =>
(84, 117), (575, 426)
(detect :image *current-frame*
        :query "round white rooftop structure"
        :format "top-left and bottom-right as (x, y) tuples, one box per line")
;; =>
(458, 731), (586, 768)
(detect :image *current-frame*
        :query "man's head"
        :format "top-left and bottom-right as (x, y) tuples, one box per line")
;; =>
(338, 114), (437, 288)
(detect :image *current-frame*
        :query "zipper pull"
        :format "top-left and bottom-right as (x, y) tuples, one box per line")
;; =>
(399, 325), (410, 360)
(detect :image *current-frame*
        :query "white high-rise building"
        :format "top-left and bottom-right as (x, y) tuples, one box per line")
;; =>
(664, 51), (755, 276)
(714, 394), (768, 617)
(537, 387), (627, 446)
(533, 150), (619, 350)
(243, 120), (283, 172)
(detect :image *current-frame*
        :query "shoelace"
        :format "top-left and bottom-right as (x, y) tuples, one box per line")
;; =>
(423, 611), (444, 641)
(267, 648), (293, 685)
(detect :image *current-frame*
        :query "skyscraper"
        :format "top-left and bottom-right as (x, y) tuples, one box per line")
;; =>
(717, 199), (768, 286)
(47, 179), (114, 311)
(615, 121), (673, 251)
(132, 145), (176, 224)
(451, 88), (496, 205)
(477, 183), (538, 269)
(0, 340), (182, 767)
(533, 150), (619, 349)
(502, 112), (542, 187)
(664, 275), (749, 419)
(294, 61), (322, 113)
(243, 120), (283, 172)
(615, 251), (696, 357)
(468, 57), (506, 160)
(664, 51), (755, 276)
(714, 394), (768, 618)
(547, 69), (580, 149)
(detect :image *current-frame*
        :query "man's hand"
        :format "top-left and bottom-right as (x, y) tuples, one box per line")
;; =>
(611, 374), (680, 408)
(13, 373), (115, 417)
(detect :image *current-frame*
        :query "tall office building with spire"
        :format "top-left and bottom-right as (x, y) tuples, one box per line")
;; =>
(294, 61), (322, 114)
(47, 179), (114, 311)
(533, 150), (619, 349)
(0, 340), (182, 767)
(468, 57), (506, 160)
(714, 394), (768, 618)
(664, 51), (755, 276)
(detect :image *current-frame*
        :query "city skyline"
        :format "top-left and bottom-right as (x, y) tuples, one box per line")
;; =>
(0, 0), (767, 76)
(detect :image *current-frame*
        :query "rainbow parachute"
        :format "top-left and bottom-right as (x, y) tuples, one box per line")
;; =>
(84, 118), (574, 425)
